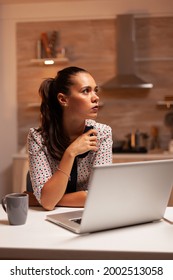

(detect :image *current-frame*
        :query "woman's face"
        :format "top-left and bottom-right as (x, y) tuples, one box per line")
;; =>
(63, 72), (100, 121)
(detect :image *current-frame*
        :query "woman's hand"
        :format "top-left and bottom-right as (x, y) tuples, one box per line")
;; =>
(41, 129), (98, 210)
(67, 129), (98, 157)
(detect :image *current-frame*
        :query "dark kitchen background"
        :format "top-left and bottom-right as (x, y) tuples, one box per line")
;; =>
(17, 16), (173, 152)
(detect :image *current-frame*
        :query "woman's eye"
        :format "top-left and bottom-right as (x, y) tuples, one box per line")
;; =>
(94, 87), (100, 95)
(82, 88), (90, 94)
(81, 86), (100, 95)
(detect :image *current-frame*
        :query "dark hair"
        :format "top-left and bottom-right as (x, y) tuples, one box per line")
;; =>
(38, 66), (88, 160)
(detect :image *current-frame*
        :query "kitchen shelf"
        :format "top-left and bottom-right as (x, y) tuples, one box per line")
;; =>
(30, 57), (69, 66)
(135, 57), (173, 62)
(157, 100), (173, 109)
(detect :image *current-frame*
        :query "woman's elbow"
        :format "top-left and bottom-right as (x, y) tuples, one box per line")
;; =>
(40, 186), (60, 211)
(40, 195), (57, 211)
(40, 191), (56, 210)
(41, 200), (56, 211)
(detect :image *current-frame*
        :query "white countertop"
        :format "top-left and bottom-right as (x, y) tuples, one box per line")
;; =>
(1, 206), (173, 260)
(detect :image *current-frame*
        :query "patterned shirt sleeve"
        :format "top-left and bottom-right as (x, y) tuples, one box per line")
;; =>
(27, 128), (55, 203)
(93, 122), (113, 166)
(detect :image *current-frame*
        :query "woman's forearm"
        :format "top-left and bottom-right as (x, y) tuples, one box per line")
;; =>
(41, 148), (75, 210)
(39, 128), (96, 210)
(57, 191), (87, 207)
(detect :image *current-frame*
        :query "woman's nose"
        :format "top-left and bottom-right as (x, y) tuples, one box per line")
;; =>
(91, 92), (99, 102)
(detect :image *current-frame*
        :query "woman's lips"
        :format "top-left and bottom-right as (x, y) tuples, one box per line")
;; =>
(91, 105), (99, 112)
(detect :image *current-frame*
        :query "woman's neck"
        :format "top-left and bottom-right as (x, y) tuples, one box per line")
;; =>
(63, 119), (86, 142)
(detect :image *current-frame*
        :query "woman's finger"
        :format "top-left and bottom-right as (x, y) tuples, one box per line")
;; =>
(85, 129), (97, 136)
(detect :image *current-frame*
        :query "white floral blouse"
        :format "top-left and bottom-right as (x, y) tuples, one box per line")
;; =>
(27, 119), (113, 203)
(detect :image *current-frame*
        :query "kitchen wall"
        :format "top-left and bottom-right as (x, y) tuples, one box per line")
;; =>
(17, 16), (173, 151)
(0, 0), (173, 198)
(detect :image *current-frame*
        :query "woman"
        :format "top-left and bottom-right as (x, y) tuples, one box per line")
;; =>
(27, 66), (113, 210)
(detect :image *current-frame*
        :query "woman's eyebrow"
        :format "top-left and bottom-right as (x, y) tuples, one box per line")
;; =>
(95, 85), (100, 91)
(80, 85), (91, 90)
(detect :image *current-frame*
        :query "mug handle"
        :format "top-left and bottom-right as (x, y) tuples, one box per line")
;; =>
(1, 196), (7, 212)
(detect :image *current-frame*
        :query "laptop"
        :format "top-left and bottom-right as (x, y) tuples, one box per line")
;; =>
(46, 159), (173, 234)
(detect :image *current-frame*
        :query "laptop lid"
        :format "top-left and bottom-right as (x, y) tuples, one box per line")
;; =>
(46, 159), (173, 234)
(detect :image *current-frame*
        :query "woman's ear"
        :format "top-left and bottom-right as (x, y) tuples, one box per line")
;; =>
(57, 93), (68, 107)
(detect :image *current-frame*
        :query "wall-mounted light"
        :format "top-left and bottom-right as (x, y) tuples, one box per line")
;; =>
(44, 59), (55, 65)
(30, 57), (68, 66)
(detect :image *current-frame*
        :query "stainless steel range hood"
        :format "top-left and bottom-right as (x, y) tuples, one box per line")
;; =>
(102, 14), (153, 89)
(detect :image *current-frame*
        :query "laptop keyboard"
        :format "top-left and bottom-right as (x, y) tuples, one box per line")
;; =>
(72, 218), (82, 224)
